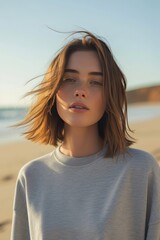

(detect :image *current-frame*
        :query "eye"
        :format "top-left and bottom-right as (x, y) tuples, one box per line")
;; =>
(62, 78), (77, 83)
(90, 80), (103, 86)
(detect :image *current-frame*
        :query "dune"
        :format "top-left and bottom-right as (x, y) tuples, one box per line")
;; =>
(127, 84), (160, 103)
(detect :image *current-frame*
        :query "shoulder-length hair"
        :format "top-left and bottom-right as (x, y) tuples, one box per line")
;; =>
(15, 30), (135, 157)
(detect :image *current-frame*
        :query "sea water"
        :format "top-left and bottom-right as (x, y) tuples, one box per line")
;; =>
(128, 104), (160, 122)
(0, 107), (27, 143)
(0, 105), (160, 144)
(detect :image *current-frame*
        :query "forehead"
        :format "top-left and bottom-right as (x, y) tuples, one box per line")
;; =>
(66, 50), (102, 72)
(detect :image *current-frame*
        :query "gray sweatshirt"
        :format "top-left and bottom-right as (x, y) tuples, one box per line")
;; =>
(11, 145), (160, 240)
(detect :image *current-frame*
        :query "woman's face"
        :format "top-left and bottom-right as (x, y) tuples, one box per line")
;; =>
(56, 50), (106, 128)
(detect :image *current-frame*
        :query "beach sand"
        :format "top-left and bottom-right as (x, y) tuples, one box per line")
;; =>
(0, 116), (160, 239)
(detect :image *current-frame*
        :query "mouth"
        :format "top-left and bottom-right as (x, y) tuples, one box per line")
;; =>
(69, 102), (89, 110)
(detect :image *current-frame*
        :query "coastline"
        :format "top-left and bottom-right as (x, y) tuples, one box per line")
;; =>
(1, 116), (160, 239)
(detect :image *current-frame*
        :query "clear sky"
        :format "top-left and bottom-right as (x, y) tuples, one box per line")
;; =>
(0, 0), (160, 106)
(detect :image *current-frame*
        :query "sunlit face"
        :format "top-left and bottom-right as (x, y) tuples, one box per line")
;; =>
(56, 50), (106, 128)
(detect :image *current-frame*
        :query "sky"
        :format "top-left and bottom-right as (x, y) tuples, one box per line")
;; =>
(0, 0), (160, 106)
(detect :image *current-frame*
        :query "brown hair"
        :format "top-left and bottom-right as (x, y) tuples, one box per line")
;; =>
(15, 30), (135, 157)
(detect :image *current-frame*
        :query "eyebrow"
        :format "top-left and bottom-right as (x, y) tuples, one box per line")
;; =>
(64, 69), (103, 76)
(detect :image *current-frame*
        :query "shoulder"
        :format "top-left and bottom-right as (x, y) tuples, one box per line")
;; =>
(126, 147), (155, 161)
(17, 150), (54, 181)
(123, 147), (160, 173)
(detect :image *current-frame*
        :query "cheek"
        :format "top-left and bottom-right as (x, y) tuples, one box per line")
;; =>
(94, 93), (106, 111)
(56, 97), (61, 114)
(56, 88), (69, 106)
(56, 87), (72, 105)
(56, 91), (69, 120)
(56, 93), (64, 114)
(56, 89), (65, 101)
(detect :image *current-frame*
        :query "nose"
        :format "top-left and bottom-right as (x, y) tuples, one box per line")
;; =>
(74, 89), (87, 98)
(73, 80), (88, 98)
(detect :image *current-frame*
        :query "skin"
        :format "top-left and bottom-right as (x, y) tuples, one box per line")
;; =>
(56, 50), (106, 157)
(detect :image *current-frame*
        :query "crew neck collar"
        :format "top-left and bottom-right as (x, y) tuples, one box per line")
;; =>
(54, 144), (107, 167)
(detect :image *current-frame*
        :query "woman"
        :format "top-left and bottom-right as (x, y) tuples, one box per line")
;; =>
(11, 31), (160, 239)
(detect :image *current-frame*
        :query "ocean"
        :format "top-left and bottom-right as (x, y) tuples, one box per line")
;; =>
(0, 104), (160, 144)
(0, 107), (28, 144)
(127, 104), (160, 122)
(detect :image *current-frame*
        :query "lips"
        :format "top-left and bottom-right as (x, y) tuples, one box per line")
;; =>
(69, 102), (89, 110)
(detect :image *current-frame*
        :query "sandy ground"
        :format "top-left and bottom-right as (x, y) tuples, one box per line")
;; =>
(0, 116), (160, 239)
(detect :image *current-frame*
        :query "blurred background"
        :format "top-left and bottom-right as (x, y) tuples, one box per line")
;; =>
(0, 1), (160, 239)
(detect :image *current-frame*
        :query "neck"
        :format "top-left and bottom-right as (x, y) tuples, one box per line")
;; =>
(60, 124), (104, 157)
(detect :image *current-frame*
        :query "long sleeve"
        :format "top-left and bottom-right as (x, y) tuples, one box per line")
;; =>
(10, 172), (30, 240)
(146, 158), (160, 240)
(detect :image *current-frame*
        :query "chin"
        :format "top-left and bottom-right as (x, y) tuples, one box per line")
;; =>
(64, 121), (98, 128)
